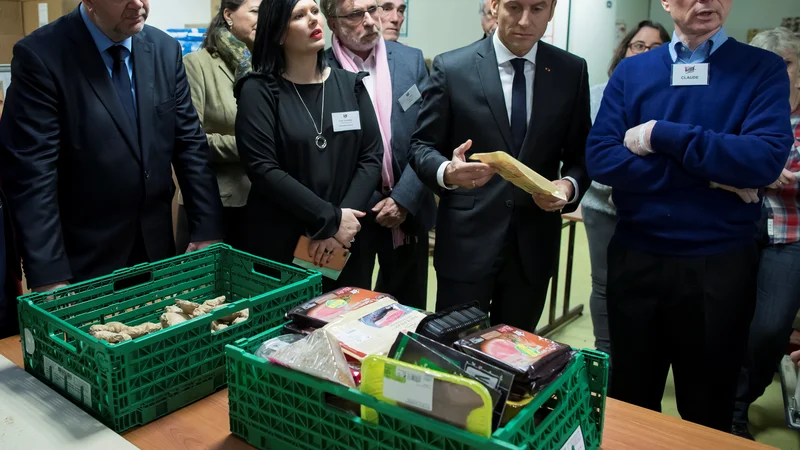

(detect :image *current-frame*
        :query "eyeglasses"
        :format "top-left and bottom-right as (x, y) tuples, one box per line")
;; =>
(627, 41), (662, 54)
(380, 2), (406, 16)
(331, 5), (382, 23)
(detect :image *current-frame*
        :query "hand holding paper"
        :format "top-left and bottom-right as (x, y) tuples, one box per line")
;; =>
(469, 151), (567, 201)
(533, 179), (574, 212)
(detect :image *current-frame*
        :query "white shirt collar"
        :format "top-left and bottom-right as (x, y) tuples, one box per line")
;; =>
(493, 32), (538, 67)
(343, 45), (377, 68)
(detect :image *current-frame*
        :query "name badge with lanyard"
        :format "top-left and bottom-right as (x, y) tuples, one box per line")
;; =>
(672, 63), (709, 86)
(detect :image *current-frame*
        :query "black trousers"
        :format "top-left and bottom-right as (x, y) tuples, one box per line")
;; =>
(176, 205), (247, 253)
(327, 219), (429, 308)
(607, 237), (758, 432)
(436, 231), (549, 332)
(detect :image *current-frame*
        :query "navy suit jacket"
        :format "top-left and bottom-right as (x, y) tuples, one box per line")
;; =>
(0, 8), (223, 288)
(411, 38), (591, 283)
(326, 41), (436, 233)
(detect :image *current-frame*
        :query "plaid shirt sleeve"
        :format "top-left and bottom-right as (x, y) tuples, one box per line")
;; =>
(763, 112), (800, 244)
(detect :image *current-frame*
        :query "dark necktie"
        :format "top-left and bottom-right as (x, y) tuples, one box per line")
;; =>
(107, 45), (138, 131)
(509, 58), (528, 154)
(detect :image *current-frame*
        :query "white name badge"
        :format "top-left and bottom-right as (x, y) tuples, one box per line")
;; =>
(398, 84), (422, 112)
(672, 63), (709, 86)
(332, 111), (361, 132)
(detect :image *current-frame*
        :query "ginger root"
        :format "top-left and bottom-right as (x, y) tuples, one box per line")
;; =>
(160, 311), (191, 328)
(123, 322), (163, 339)
(190, 296), (228, 318)
(175, 300), (201, 315)
(211, 321), (228, 332)
(90, 330), (132, 344)
(89, 322), (127, 334)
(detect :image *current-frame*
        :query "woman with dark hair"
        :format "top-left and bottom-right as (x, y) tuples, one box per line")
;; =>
(176, 0), (261, 252)
(235, 0), (382, 291)
(582, 20), (670, 356)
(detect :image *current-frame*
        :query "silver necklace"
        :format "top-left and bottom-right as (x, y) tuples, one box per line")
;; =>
(291, 76), (327, 150)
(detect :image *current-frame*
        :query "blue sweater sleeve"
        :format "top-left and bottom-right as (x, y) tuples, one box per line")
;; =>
(585, 65), (702, 193)
(650, 58), (793, 188)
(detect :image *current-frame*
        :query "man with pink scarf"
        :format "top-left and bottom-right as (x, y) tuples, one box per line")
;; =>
(322, 0), (434, 310)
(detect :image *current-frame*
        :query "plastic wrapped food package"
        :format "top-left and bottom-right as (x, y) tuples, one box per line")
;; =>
(269, 329), (356, 388)
(255, 334), (306, 360)
(286, 287), (394, 328)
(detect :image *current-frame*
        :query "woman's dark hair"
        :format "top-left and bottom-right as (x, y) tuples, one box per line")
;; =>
(251, 0), (326, 76)
(203, 0), (246, 55)
(608, 20), (671, 77)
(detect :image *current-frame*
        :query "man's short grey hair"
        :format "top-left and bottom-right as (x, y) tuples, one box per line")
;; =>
(750, 27), (800, 60)
(320, 0), (339, 18)
(479, 0), (488, 14)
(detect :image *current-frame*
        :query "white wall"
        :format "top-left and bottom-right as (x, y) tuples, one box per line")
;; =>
(649, 0), (800, 43)
(147, 0), (212, 31)
(397, 0), (483, 58)
(615, 0), (651, 41)
(567, 0), (618, 86)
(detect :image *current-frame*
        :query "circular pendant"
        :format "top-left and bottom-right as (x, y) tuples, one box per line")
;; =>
(315, 135), (327, 150)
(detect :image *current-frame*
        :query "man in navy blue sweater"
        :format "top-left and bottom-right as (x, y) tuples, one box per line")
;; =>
(586, 0), (794, 433)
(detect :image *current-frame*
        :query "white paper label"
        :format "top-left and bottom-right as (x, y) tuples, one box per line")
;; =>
(768, 218), (774, 237)
(43, 356), (92, 407)
(24, 328), (35, 355)
(38, 3), (49, 28)
(560, 426), (586, 450)
(398, 84), (421, 112)
(671, 63), (709, 86)
(332, 111), (361, 132)
(383, 366), (434, 412)
(331, 327), (370, 346)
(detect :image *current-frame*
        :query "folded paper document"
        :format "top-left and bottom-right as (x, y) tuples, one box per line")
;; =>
(470, 152), (567, 201)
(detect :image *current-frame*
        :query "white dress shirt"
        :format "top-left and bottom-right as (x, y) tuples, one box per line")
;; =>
(436, 33), (578, 203)
(343, 46), (378, 99)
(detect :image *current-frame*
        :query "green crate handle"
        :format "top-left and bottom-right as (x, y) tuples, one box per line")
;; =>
(48, 330), (79, 354)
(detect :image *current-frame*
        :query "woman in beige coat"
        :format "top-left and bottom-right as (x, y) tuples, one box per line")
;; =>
(177, 0), (260, 251)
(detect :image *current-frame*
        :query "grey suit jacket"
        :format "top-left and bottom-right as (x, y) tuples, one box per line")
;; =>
(325, 41), (436, 233)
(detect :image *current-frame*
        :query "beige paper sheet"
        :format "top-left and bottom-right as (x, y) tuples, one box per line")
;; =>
(470, 152), (567, 201)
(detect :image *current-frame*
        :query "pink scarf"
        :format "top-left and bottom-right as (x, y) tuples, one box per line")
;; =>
(332, 35), (406, 248)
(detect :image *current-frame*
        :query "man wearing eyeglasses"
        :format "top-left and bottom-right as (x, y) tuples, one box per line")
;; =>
(379, 0), (406, 42)
(411, 0), (590, 332)
(321, 0), (434, 310)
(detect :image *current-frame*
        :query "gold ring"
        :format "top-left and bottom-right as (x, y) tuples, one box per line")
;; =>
(472, 180), (476, 188)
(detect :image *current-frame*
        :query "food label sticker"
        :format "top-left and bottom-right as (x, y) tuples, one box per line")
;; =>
(43, 356), (92, 407)
(559, 426), (586, 450)
(383, 365), (434, 411)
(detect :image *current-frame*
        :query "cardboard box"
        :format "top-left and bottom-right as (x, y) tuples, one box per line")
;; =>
(0, 1), (24, 36)
(22, 0), (63, 35)
(0, 34), (22, 64)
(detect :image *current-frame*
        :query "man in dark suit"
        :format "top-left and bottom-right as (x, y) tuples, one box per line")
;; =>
(322, 0), (435, 310)
(0, 0), (223, 293)
(411, 0), (590, 331)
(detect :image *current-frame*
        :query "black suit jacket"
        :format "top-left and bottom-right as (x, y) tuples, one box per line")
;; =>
(325, 41), (436, 233)
(411, 38), (591, 283)
(0, 8), (223, 288)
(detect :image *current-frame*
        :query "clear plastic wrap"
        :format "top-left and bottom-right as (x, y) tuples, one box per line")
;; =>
(255, 334), (306, 360)
(269, 329), (356, 388)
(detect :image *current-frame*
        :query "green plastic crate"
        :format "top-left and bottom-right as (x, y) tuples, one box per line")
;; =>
(17, 244), (322, 433)
(225, 325), (609, 450)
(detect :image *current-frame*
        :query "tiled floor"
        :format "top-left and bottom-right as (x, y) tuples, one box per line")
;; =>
(414, 224), (800, 449)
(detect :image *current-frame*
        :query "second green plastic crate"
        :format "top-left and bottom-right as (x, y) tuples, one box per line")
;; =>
(226, 325), (609, 450)
(17, 244), (321, 432)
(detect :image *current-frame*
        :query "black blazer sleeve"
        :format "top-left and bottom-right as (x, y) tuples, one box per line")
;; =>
(340, 74), (383, 212)
(235, 75), (343, 240)
(562, 58), (591, 213)
(410, 55), (452, 192)
(168, 41), (224, 242)
(0, 42), (72, 288)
